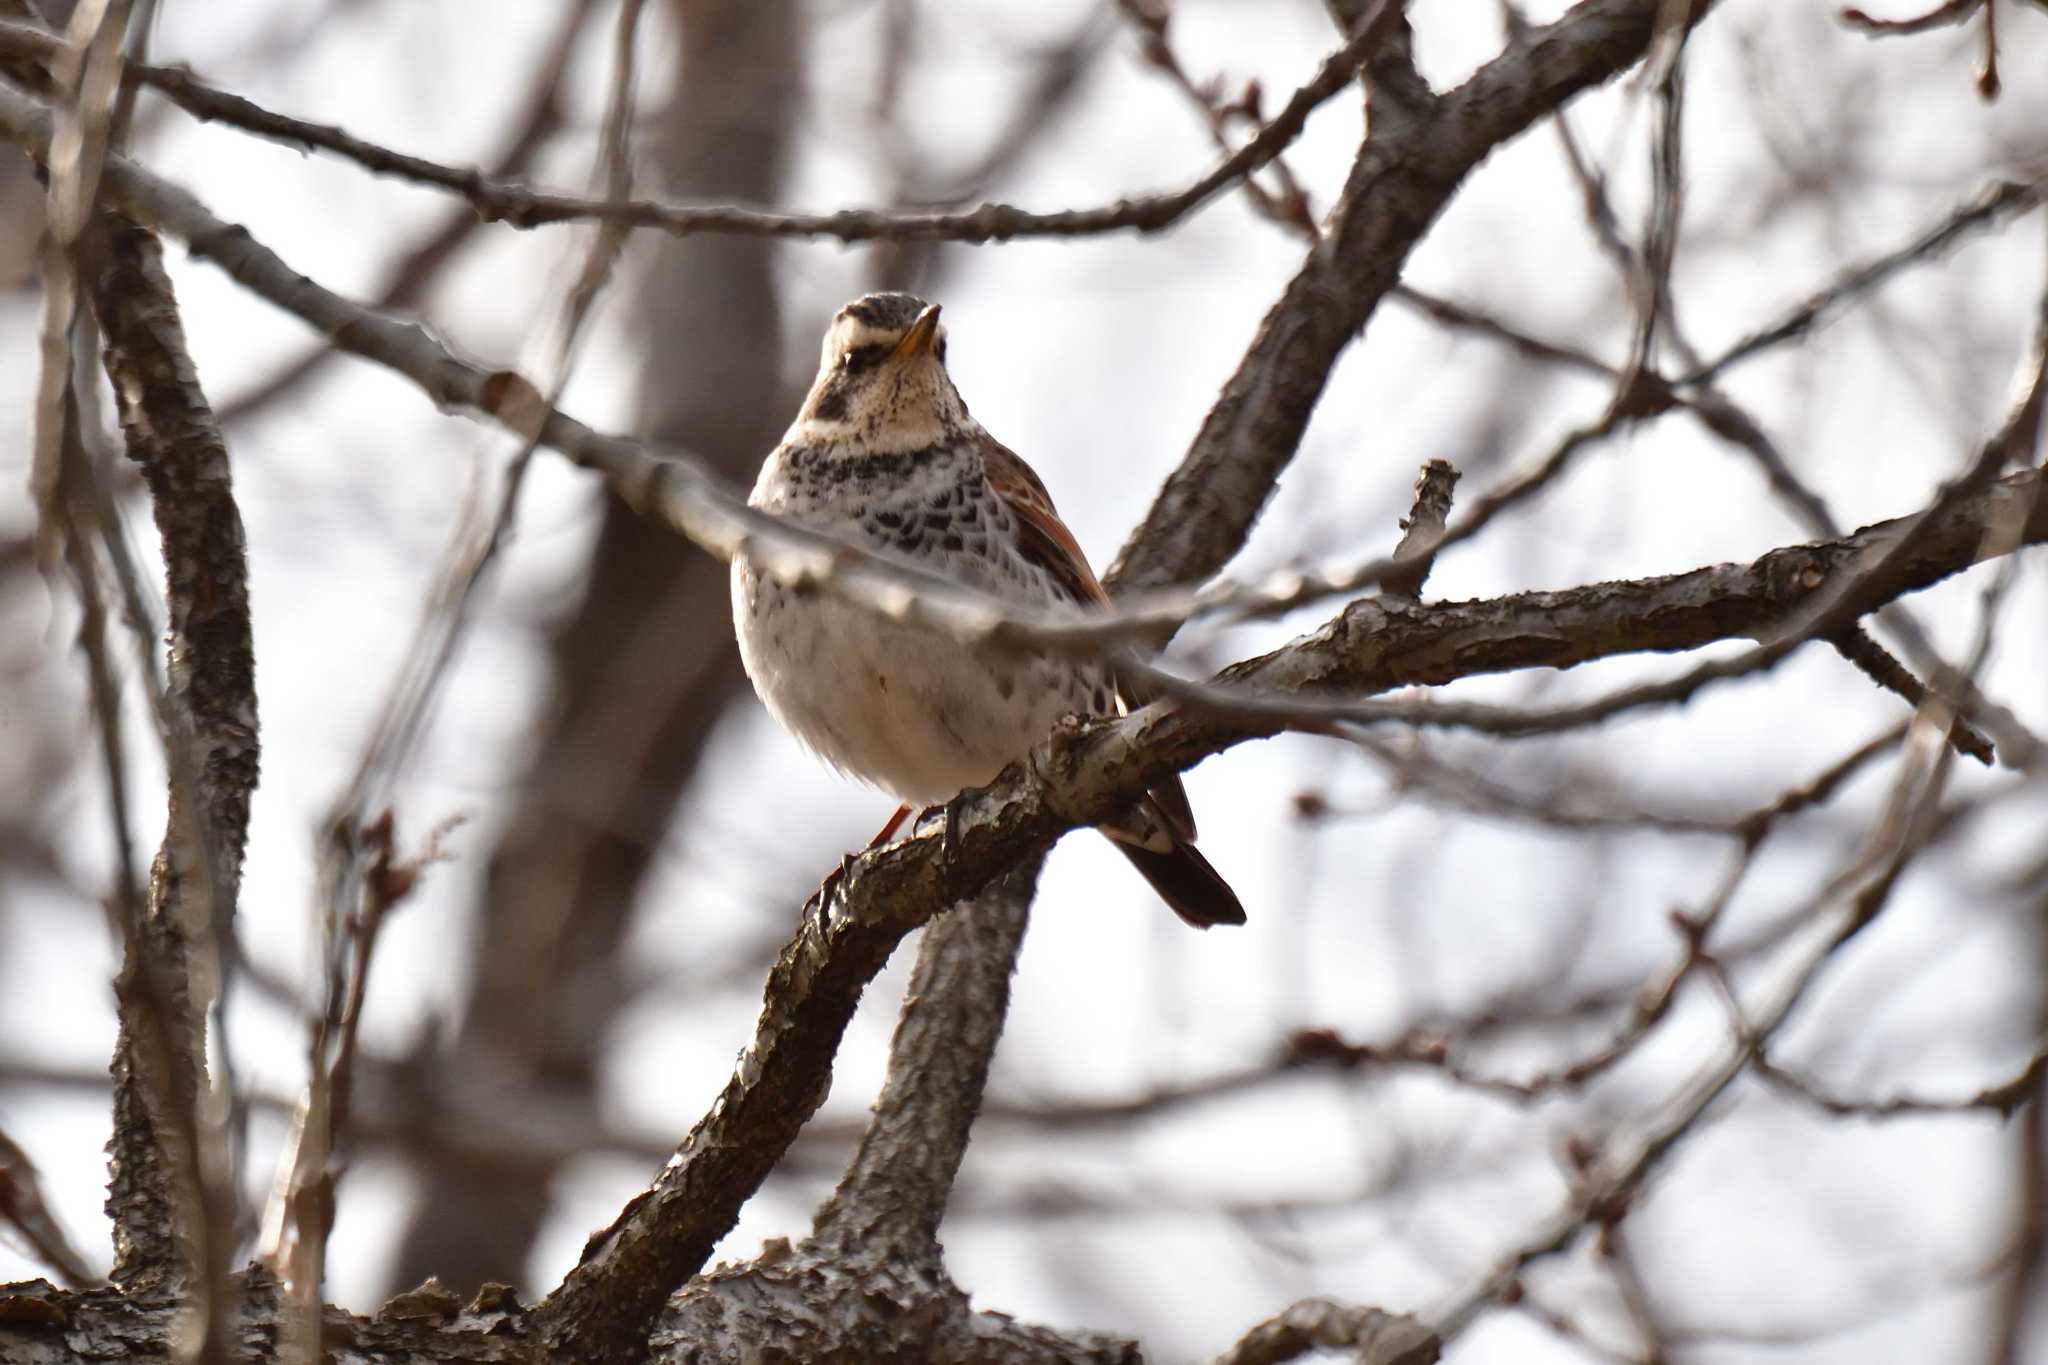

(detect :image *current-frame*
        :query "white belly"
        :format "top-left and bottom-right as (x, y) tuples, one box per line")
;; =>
(732, 561), (1100, 805)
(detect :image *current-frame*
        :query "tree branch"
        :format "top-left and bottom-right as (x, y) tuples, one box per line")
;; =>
(0, 7), (1387, 244)
(213, 0), (603, 425)
(1209, 1299), (1438, 1365)
(79, 208), (253, 1360)
(1111, 0), (1718, 594)
(808, 862), (1040, 1254)
(533, 459), (2041, 1359)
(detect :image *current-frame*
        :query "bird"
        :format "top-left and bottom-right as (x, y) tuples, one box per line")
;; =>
(730, 291), (1245, 928)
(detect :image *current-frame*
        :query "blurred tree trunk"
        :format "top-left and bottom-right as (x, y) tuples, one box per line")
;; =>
(388, 0), (801, 1292)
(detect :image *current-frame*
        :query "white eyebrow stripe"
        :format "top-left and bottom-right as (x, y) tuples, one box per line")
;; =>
(832, 319), (896, 350)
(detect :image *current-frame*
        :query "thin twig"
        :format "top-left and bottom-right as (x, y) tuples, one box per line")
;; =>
(0, 8), (1387, 243)
(1687, 177), (2046, 387)
(1429, 686), (1966, 1344)
(1753, 1048), (2047, 1119)
(1839, 0), (1983, 35)
(0, 1127), (98, 1287)
(213, 0), (602, 425)
(1830, 625), (1995, 762)
(265, 10), (650, 1352)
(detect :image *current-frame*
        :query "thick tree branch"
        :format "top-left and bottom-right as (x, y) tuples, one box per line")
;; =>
(650, 13), (1737, 1340)
(533, 461), (2041, 1360)
(633, 865), (1057, 1363)
(808, 862), (1040, 1255)
(0, 1271), (532, 1363)
(8, 470), (2040, 1361)
(79, 209), (253, 1360)
(1111, 0), (1717, 593)
(81, 220), (258, 992)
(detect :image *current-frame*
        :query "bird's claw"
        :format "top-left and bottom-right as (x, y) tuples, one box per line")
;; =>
(808, 851), (861, 934)
(910, 796), (969, 881)
(940, 793), (966, 871)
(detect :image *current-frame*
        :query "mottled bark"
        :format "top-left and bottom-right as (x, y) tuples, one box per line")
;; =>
(81, 214), (255, 1310)
(635, 864), (1060, 1365)
(809, 863), (1040, 1254)
(0, 1267), (1137, 1364)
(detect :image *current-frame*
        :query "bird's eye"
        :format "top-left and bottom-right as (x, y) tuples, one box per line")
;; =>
(934, 337), (948, 363)
(842, 344), (886, 374)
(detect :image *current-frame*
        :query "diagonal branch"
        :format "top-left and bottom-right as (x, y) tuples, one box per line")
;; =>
(533, 462), (2042, 1359)
(1111, 0), (1718, 595)
(806, 861), (1042, 1257)
(213, 0), (602, 425)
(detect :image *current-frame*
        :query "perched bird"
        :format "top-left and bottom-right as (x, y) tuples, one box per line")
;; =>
(731, 292), (1245, 928)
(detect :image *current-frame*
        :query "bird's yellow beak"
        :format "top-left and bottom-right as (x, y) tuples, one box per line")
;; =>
(894, 304), (942, 361)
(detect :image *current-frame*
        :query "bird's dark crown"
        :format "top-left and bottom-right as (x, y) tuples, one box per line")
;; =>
(838, 292), (930, 332)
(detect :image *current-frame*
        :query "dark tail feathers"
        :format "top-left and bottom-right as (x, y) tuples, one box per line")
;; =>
(1109, 834), (1247, 929)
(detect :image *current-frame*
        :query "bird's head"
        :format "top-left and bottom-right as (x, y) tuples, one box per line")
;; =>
(789, 293), (969, 451)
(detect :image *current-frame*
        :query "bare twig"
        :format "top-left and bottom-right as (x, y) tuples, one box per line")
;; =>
(1430, 689), (1966, 1345)
(0, 1127), (98, 1287)
(1839, 0), (1983, 34)
(1830, 624), (1995, 762)
(214, 0), (602, 425)
(1839, 0), (2003, 98)
(1382, 458), (1460, 598)
(0, 7), (1390, 244)
(262, 811), (459, 1365)
(1687, 177), (2046, 387)
(266, 10), (648, 1353)
(1117, 0), (1326, 238)
(1753, 1048), (2047, 1119)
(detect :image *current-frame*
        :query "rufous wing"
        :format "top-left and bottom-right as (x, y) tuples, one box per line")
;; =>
(979, 433), (1243, 927)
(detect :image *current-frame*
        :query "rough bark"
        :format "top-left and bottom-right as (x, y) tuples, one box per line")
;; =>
(0, 0), (248, 1304)
(640, 864), (1065, 1365)
(80, 213), (256, 1311)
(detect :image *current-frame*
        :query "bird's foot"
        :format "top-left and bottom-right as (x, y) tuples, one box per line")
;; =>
(805, 851), (861, 933)
(910, 794), (970, 877)
(806, 804), (913, 932)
